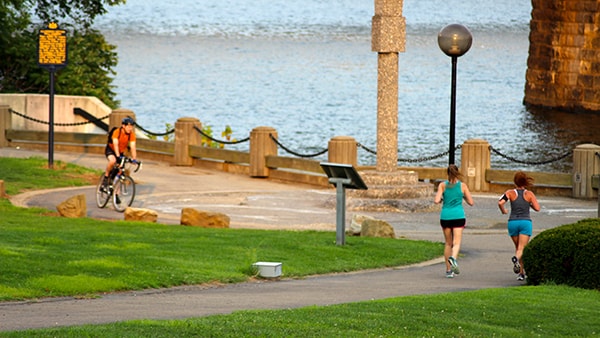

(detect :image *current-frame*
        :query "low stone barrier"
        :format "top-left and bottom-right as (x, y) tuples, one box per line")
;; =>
(124, 207), (158, 223)
(347, 214), (396, 239)
(180, 208), (230, 228)
(56, 194), (86, 218)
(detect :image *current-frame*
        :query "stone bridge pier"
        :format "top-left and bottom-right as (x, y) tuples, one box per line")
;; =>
(525, 0), (600, 112)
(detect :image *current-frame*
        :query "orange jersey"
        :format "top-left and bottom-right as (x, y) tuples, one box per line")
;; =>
(109, 127), (136, 153)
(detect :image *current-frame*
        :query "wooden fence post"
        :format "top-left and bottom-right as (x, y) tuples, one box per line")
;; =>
(0, 105), (10, 147)
(460, 139), (490, 192)
(572, 143), (600, 199)
(110, 108), (136, 131)
(174, 117), (202, 166)
(250, 126), (278, 177)
(328, 136), (357, 166)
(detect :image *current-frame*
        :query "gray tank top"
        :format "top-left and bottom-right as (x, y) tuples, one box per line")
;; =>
(509, 189), (531, 220)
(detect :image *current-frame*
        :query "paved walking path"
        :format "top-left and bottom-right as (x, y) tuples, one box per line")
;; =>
(0, 148), (597, 331)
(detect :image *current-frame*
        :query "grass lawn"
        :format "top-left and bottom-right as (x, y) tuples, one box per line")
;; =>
(1, 156), (598, 337)
(0, 197), (442, 300)
(2, 286), (599, 337)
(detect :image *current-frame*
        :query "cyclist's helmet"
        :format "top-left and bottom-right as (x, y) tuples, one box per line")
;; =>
(122, 117), (135, 126)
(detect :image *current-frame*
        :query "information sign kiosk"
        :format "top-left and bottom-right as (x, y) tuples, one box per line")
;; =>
(38, 22), (68, 168)
(320, 162), (368, 245)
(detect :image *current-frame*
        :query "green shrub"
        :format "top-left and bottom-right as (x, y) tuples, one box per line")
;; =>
(523, 218), (600, 290)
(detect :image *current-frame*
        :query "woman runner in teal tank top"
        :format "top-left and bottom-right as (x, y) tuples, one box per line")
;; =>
(434, 164), (474, 278)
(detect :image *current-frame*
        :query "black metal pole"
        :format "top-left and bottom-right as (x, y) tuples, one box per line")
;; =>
(449, 56), (458, 165)
(48, 69), (55, 168)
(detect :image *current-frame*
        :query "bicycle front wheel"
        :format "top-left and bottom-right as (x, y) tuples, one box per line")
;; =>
(113, 175), (136, 212)
(95, 174), (111, 208)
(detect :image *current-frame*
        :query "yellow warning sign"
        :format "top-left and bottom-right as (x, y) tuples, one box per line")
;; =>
(38, 23), (67, 68)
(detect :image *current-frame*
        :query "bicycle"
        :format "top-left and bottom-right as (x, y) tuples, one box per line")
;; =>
(95, 156), (142, 212)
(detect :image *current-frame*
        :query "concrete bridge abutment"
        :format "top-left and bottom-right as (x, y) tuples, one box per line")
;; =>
(525, 0), (600, 112)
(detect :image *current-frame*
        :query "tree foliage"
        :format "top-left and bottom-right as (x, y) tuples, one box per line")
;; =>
(0, 0), (125, 108)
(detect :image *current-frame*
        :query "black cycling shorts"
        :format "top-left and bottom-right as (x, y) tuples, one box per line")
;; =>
(104, 144), (116, 158)
(440, 218), (466, 229)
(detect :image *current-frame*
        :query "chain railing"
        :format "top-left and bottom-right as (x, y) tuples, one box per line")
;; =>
(6, 108), (578, 167)
(489, 145), (572, 166)
(358, 142), (459, 163)
(9, 108), (111, 126)
(269, 134), (328, 158)
(397, 145), (460, 163)
(356, 142), (376, 155)
(135, 123), (175, 137)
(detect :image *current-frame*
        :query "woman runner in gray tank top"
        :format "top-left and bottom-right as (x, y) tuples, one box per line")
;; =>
(498, 171), (541, 281)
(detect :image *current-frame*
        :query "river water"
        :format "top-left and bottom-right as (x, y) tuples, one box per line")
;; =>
(94, 0), (600, 172)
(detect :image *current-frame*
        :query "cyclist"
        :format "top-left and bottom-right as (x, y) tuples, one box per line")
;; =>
(103, 117), (138, 190)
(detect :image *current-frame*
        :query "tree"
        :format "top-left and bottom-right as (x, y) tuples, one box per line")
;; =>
(0, 0), (125, 108)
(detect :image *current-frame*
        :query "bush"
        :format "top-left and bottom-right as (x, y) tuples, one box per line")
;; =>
(523, 218), (600, 290)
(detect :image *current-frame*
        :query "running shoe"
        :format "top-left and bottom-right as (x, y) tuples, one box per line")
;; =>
(448, 256), (460, 274)
(517, 273), (525, 281)
(446, 271), (454, 278)
(512, 256), (521, 274)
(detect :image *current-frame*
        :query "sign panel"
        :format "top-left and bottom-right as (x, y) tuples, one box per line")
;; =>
(38, 22), (67, 69)
(320, 162), (368, 190)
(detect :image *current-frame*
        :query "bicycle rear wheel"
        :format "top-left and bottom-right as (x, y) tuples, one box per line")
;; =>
(95, 174), (111, 208)
(113, 175), (136, 212)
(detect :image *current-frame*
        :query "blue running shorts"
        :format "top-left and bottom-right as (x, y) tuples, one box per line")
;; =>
(507, 219), (532, 237)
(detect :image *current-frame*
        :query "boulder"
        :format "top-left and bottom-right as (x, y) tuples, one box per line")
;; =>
(347, 214), (375, 236)
(181, 208), (230, 228)
(361, 218), (396, 239)
(56, 194), (86, 218)
(124, 207), (158, 223)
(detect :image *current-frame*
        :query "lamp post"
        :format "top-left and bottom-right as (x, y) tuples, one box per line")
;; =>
(437, 24), (472, 165)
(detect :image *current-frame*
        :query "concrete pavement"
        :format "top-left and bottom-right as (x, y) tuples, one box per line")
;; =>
(0, 147), (597, 331)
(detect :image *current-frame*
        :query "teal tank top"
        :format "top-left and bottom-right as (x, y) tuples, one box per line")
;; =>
(440, 180), (466, 220)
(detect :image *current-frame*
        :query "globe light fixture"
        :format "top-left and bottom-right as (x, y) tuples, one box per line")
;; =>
(437, 24), (472, 165)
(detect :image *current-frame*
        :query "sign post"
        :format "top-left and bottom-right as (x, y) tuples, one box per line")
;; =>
(320, 162), (368, 246)
(38, 22), (68, 168)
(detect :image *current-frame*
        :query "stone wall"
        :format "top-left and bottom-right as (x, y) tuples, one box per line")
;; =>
(0, 94), (111, 133)
(525, 0), (600, 112)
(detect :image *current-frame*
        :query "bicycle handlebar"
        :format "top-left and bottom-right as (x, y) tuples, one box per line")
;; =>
(117, 156), (142, 173)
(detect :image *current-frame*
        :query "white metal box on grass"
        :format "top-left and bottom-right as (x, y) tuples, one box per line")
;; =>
(252, 262), (282, 278)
